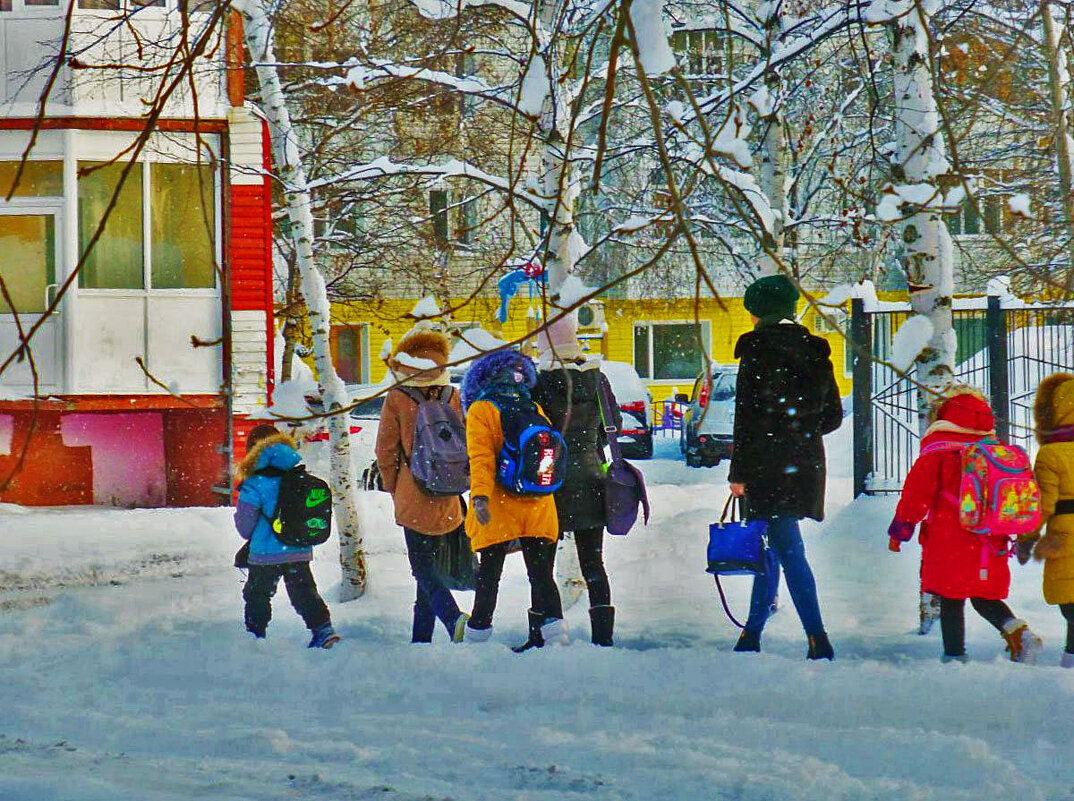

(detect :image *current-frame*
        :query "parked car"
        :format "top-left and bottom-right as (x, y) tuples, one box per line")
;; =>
(600, 360), (654, 460)
(298, 383), (385, 442)
(347, 383), (389, 421)
(679, 367), (736, 467)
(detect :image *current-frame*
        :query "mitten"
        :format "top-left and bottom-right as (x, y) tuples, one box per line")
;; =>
(473, 496), (491, 526)
(888, 538), (902, 553)
(1015, 536), (1038, 566)
(1034, 531), (1064, 561)
(887, 519), (915, 543)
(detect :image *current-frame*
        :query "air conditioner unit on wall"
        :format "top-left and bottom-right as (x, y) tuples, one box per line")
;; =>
(577, 300), (606, 331)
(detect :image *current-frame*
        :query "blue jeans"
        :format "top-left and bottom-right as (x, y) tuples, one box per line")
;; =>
(744, 517), (825, 636)
(404, 529), (463, 642)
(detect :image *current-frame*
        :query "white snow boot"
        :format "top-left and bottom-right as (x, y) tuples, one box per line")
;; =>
(918, 592), (941, 635)
(1001, 618), (1043, 664)
(941, 653), (969, 665)
(465, 623), (493, 643)
(512, 610), (569, 652)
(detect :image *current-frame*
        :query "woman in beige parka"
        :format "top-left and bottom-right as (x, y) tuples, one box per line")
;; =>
(375, 330), (468, 643)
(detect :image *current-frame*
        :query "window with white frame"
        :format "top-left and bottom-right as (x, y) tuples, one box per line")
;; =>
(633, 321), (712, 380)
(77, 159), (217, 290)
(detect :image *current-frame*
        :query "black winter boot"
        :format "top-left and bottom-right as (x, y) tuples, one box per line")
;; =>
(589, 605), (614, 647)
(733, 628), (761, 652)
(513, 609), (547, 653)
(806, 631), (834, 660)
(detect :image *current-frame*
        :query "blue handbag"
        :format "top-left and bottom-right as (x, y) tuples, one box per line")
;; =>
(706, 496), (771, 628)
(706, 496), (768, 576)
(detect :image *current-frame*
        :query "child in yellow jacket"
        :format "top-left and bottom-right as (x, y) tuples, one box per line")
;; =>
(460, 349), (565, 652)
(1028, 372), (1074, 668)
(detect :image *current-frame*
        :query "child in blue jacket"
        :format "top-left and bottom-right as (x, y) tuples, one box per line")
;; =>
(234, 425), (339, 648)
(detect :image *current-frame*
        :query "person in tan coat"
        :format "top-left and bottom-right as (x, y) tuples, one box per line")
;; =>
(460, 348), (565, 651)
(376, 329), (468, 643)
(1025, 373), (1074, 667)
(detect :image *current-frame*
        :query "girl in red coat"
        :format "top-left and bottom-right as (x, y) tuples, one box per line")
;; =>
(888, 386), (1043, 663)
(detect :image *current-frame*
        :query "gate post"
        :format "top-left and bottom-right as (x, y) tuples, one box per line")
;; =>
(987, 294), (1010, 442)
(851, 298), (873, 498)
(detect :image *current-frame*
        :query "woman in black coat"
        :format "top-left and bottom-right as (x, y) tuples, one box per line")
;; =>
(728, 274), (843, 659)
(532, 314), (621, 646)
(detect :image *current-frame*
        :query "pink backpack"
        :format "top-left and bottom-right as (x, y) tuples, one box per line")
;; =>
(922, 438), (1042, 537)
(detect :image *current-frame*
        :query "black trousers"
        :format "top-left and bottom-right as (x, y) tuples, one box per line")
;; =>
(470, 537), (562, 630)
(404, 528), (462, 643)
(1061, 603), (1074, 653)
(243, 562), (331, 636)
(574, 527), (611, 608)
(939, 596), (1014, 657)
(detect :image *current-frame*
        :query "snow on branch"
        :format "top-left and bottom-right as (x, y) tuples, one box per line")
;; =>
(405, 0), (530, 21)
(345, 60), (515, 108)
(631, 0), (677, 76)
(306, 156), (547, 210)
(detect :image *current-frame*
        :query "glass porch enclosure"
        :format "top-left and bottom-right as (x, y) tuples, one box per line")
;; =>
(0, 132), (224, 397)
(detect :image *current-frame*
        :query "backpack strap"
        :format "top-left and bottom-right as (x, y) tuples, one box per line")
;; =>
(919, 441), (966, 458)
(397, 386), (426, 406)
(596, 377), (623, 462)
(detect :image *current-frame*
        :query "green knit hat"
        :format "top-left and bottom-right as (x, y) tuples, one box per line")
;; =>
(743, 274), (799, 321)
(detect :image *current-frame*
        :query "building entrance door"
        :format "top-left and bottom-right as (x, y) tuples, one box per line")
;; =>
(0, 205), (64, 394)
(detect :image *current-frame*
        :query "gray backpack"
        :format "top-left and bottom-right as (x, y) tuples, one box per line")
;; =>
(399, 386), (470, 496)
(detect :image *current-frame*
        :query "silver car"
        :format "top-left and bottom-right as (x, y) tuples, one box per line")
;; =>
(679, 367), (737, 467)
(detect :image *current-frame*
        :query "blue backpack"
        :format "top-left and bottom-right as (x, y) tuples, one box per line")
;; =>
(489, 399), (568, 495)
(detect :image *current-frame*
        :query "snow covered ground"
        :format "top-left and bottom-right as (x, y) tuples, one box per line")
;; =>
(2, 424), (1073, 800)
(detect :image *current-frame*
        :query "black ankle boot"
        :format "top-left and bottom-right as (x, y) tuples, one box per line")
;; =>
(734, 628), (761, 652)
(589, 605), (614, 647)
(512, 609), (547, 653)
(807, 631), (834, 660)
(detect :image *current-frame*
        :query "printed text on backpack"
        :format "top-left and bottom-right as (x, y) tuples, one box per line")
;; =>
(489, 399), (568, 495)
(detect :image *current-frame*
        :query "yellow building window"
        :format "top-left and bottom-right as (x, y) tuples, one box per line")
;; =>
(634, 321), (711, 381)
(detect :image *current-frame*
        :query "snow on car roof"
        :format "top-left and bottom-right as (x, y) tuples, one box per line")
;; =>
(600, 360), (648, 401)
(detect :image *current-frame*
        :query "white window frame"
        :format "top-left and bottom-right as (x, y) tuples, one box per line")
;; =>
(75, 146), (221, 295)
(0, 0), (63, 16)
(632, 319), (712, 384)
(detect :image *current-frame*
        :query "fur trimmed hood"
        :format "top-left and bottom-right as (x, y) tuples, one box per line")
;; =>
(389, 330), (450, 387)
(1034, 372), (1074, 442)
(461, 349), (537, 408)
(926, 384), (992, 428)
(236, 432), (299, 483)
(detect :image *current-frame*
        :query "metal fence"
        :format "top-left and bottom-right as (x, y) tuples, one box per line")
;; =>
(851, 297), (1074, 496)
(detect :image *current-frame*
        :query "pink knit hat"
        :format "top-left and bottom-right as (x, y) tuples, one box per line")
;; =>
(538, 313), (581, 362)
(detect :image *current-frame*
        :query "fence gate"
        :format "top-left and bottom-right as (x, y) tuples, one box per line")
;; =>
(851, 297), (1074, 496)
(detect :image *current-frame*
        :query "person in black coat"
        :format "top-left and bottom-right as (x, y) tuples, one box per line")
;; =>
(728, 274), (843, 659)
(531, 313), (622, 646)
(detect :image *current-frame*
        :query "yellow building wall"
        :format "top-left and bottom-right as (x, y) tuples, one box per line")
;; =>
(322, 296), (855, 399)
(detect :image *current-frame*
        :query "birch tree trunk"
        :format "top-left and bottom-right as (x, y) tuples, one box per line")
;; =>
(529, 0), (588, 608)
(280, 252), (299, 383)
(535, 0), (577, 297)
(887, 1), (955, 413)
(1042, 0), (1074, 293)
(236, 0), (368, 600)
(885, 0), (955, 637)
(755, 6), (787, 278)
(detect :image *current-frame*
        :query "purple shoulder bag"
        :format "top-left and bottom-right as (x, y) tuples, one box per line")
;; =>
(597, 378), (651, 535)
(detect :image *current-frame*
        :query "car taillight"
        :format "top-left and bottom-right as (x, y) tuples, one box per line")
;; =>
(621, 401), (646, 413)
(699, 435), (708, 443)
(698, 380), (711, 408)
